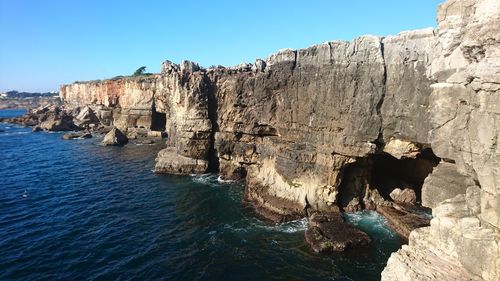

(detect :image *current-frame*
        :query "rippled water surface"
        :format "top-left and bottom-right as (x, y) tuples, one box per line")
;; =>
(0, 109), (404, 281)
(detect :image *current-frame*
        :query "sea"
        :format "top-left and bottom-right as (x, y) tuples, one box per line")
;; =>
(0, 109), (404, 281)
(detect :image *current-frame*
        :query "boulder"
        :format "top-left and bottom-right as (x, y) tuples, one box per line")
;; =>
(101, 127), (128, 146)
(62, 132), (92, 140)
(140, 139), (155, 145)
(252, 59), (266, 72)
(344, 198), (362, 212)
(39, 113), (79, 131)
(154, 147), (208, 174)
(305, 211), (371, 253)
(390, 188), (417, 204)
(80, 132), (92, 139)
(180, 60), (200, 73)
(74, 106), (99, 127)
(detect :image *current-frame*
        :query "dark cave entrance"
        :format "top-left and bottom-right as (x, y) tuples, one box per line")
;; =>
(338, 148), (440, 210)
(151, 105), (166, 131)
(370, 149), (440, 202)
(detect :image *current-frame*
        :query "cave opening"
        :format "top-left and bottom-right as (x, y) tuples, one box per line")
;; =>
(370, 149), (440, 202)
(338, 148), (440, 211)
(151, 105), (166, 131)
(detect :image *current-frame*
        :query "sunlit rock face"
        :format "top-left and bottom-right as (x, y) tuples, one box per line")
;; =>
(382, 0), (500, 280)
(60, 77), (158, 130)
(59, 0), (499, 278)
(210, 31), (439, 220)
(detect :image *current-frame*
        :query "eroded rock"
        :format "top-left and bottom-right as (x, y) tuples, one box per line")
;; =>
(101, 127), (128, 146)
(390, 188), (417, 204)
(154, 147), (208, 174)
(305, 211), (371, 253)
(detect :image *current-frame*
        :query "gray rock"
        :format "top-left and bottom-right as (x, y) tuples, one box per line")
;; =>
(390, 188), (417, 204)
(101, 127), (128, 146)
(421, 162), (476, 209)
(180, 60), (200, 73)
(305, 211), (371, 253)
(140, 139), (154, 145)
(74, 106), (99, 127)
(154, 147), (208, 174)
(252, 59), (266, 72)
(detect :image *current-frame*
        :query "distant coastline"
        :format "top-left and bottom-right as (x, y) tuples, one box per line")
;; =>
(0, 91), (60, 110)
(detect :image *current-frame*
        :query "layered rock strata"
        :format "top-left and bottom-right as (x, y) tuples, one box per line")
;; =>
(382, 0), (500, 279)
(56, 0), (499, 279)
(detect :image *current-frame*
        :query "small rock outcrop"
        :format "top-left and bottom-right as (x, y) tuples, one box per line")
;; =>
(390, 188), (417, 204)
(62, 132), (92, 140)
(101, 127), (128, 146)
(154, 147), (208, 174)
(305, 211), (371, 253)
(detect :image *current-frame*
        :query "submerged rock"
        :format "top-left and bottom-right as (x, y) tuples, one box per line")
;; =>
(62, 132), (92, 140)
(140, 139), (155, 145)
(101, 127), (128, 146)
(305, 211), (371, 253)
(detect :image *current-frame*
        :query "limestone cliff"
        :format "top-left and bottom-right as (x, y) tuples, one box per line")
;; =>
(59, 0), (499, 279)
(382, 0), (500, 280)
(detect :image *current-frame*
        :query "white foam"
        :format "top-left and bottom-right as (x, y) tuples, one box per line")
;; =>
(191, 174), (217, 185)
(251, 217), (308, 234)
(216, 175), (237, 184)
(0, 131), (30, 136)
(344, 210), (396, 238)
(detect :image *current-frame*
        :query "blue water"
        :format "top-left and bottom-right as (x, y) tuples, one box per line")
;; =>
(0, 109), (403, 281)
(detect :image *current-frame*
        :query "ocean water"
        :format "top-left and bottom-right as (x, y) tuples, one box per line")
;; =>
(0, 109), (404, 281)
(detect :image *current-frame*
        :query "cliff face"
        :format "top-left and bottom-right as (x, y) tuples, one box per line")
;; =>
(382, 0), (500, 280)
(60, 77), (158, 129)
(210, 31), (437, 220)
(59, 0), (499, 279)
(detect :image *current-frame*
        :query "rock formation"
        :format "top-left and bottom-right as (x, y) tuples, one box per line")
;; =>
(382, 0), (500, 280)
(305, 210), (371, 253)
(101, 127), (128, 146)
(50, 0), (499, 279)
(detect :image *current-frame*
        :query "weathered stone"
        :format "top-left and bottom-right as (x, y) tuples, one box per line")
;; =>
(390, 188), (417, 204)
(422, 162), (476, 209)
(154, 147), (208, 174)
(377, 205), (430, 239)
(101, 127), (128, 146)
(381, 28), (438, 144)
(252, 59), (266, 72)
(62, 132), (92, 140)
(180, 60), (200, 74)
(383, 0), (500, 279)
(305, 211), (371, 253)
(74, 106), (99, 127)
(39, 113), (79, 131)
(55, 0), (500, 279)
(140, 139), (154, 145)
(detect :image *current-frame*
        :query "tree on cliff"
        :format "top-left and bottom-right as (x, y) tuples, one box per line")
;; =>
(133, 66), (146, 76)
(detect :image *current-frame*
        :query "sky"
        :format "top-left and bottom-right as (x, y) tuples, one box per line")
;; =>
(0, 0), (443, 92)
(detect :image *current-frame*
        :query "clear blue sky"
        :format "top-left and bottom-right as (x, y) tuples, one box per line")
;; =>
(0, 0), (443, 92)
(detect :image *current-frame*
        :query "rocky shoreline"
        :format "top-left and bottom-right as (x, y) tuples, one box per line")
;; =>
(3, 0), (499, 279)
(0, 105), (163, 146)
(0, 102), (433, 251)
